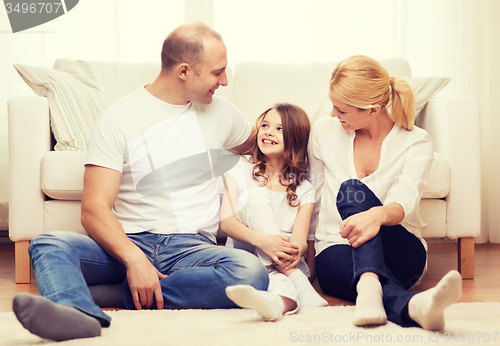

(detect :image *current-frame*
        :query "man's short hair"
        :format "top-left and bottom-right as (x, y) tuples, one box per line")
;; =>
(161, 22), (222, 72)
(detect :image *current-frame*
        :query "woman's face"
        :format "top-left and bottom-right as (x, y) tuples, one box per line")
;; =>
(329, 95), (370, 131)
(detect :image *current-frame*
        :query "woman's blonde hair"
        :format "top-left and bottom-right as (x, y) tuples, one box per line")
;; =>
(329, 55), (415, 130)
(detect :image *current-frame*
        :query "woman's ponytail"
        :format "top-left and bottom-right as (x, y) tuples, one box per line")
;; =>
(389, 77), (415, 131)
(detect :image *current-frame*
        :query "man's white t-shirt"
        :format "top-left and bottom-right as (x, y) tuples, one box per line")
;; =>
(85, 87), (252, 243)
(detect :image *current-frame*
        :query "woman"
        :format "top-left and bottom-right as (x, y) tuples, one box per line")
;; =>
(309, 55), (461, 330)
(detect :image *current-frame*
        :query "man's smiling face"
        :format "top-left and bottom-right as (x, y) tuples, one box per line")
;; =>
(184, 38), (228, 104)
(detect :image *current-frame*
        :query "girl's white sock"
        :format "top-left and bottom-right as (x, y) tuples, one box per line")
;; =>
(408, 270), (462, 330)
(287, 270), (328, 307)
(352, 276), (387, 326)
(226, 285), (284, 321)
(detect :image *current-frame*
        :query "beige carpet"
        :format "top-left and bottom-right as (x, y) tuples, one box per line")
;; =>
(1, 303), (499, 345)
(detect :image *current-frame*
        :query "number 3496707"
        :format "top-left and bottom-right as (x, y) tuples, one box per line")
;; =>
(5, 2), (63, 14)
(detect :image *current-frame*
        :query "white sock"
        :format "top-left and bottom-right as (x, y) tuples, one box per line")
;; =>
(288, 270), (328, 307)
(226, 285), (284, 321)
(408, 270), (462, 331)
(352, 276), (387, 326)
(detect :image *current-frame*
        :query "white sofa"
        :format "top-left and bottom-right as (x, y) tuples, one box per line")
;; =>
(8, 58), (481, 283)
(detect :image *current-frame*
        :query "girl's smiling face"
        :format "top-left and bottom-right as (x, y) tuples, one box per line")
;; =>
(257, 109), (285, 159)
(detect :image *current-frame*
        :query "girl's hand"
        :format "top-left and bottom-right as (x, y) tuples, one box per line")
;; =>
(339, 207), (384, 248)
(279, 252), (301, 271)
(280, 240), (306, 270)
(257, 234), (298, 266)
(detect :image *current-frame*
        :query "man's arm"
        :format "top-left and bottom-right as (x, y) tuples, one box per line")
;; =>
(81, 164), (166, 310)
(229, 125), (257, 154)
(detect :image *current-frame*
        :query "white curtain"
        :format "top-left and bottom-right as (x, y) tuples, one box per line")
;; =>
(1, 0), (499, 243)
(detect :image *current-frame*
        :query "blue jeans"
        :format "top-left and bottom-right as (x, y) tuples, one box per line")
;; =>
(29, 231), (269, 327)
(315, 179), (426, 327)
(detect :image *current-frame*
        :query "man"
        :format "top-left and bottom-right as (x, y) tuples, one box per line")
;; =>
(13, 22), (269, 341)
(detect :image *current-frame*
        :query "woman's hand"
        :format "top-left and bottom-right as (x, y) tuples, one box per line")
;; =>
(339, 207), (384, 248)
(256, 234), (299, 266)
(340, 203), (405, 248)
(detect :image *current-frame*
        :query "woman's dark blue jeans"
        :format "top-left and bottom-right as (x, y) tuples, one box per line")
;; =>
(315, 179), (427, 327)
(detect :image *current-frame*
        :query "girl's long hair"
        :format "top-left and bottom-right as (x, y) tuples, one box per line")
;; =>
(245, 103), (311, 207)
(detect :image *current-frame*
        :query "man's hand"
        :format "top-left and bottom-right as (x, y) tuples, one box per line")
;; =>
(126, 252), (167, 310)
(256, 234), (298, 267)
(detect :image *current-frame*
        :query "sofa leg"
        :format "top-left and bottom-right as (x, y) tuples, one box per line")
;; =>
(15, 241), (31, 284)
(457, 237), (474, 280)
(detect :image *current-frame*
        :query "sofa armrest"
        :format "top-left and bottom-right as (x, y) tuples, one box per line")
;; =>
(416, 97), (481, 239)
(8, 96), (51, 242)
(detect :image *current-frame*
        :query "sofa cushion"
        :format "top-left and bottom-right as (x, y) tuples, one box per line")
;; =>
(43, 200), (86, 235)
(419, 198), (447, 238)
(14, 61), (110, 151)
(40, 150), (450, 201)
(41, 151), (87, 200)
(41, 193), (447, 239)
(422, 152), (450, 198)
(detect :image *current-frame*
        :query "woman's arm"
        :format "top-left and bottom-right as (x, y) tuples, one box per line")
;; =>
(339, 202), (404, 248)
(220, 174), (298, 266)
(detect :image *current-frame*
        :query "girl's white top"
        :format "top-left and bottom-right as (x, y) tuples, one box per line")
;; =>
(226, 158), (316, 241)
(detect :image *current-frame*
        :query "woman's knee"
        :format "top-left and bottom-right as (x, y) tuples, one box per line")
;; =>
(336, 179), (382, 218)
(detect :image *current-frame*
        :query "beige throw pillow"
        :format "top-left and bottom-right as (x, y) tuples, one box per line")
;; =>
(14, 61), (110, 151)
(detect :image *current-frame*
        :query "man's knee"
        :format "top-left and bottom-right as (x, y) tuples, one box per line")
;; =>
(29, 231), (87, 259)
(227, 250), (269, 291)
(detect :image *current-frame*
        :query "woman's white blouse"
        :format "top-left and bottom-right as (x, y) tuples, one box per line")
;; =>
(308, 116), (434, 256)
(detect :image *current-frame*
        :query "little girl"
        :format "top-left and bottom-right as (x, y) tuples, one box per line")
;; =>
(220, 103), (328, 321)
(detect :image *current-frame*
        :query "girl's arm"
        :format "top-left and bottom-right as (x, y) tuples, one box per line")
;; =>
(307, 130), (326, 239)
(284, 202), (314, 270)
(220, 173), (298, 266)
(305, 240), (317, 283)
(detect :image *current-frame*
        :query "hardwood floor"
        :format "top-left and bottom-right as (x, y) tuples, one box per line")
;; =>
(1, 238), (500, 311)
